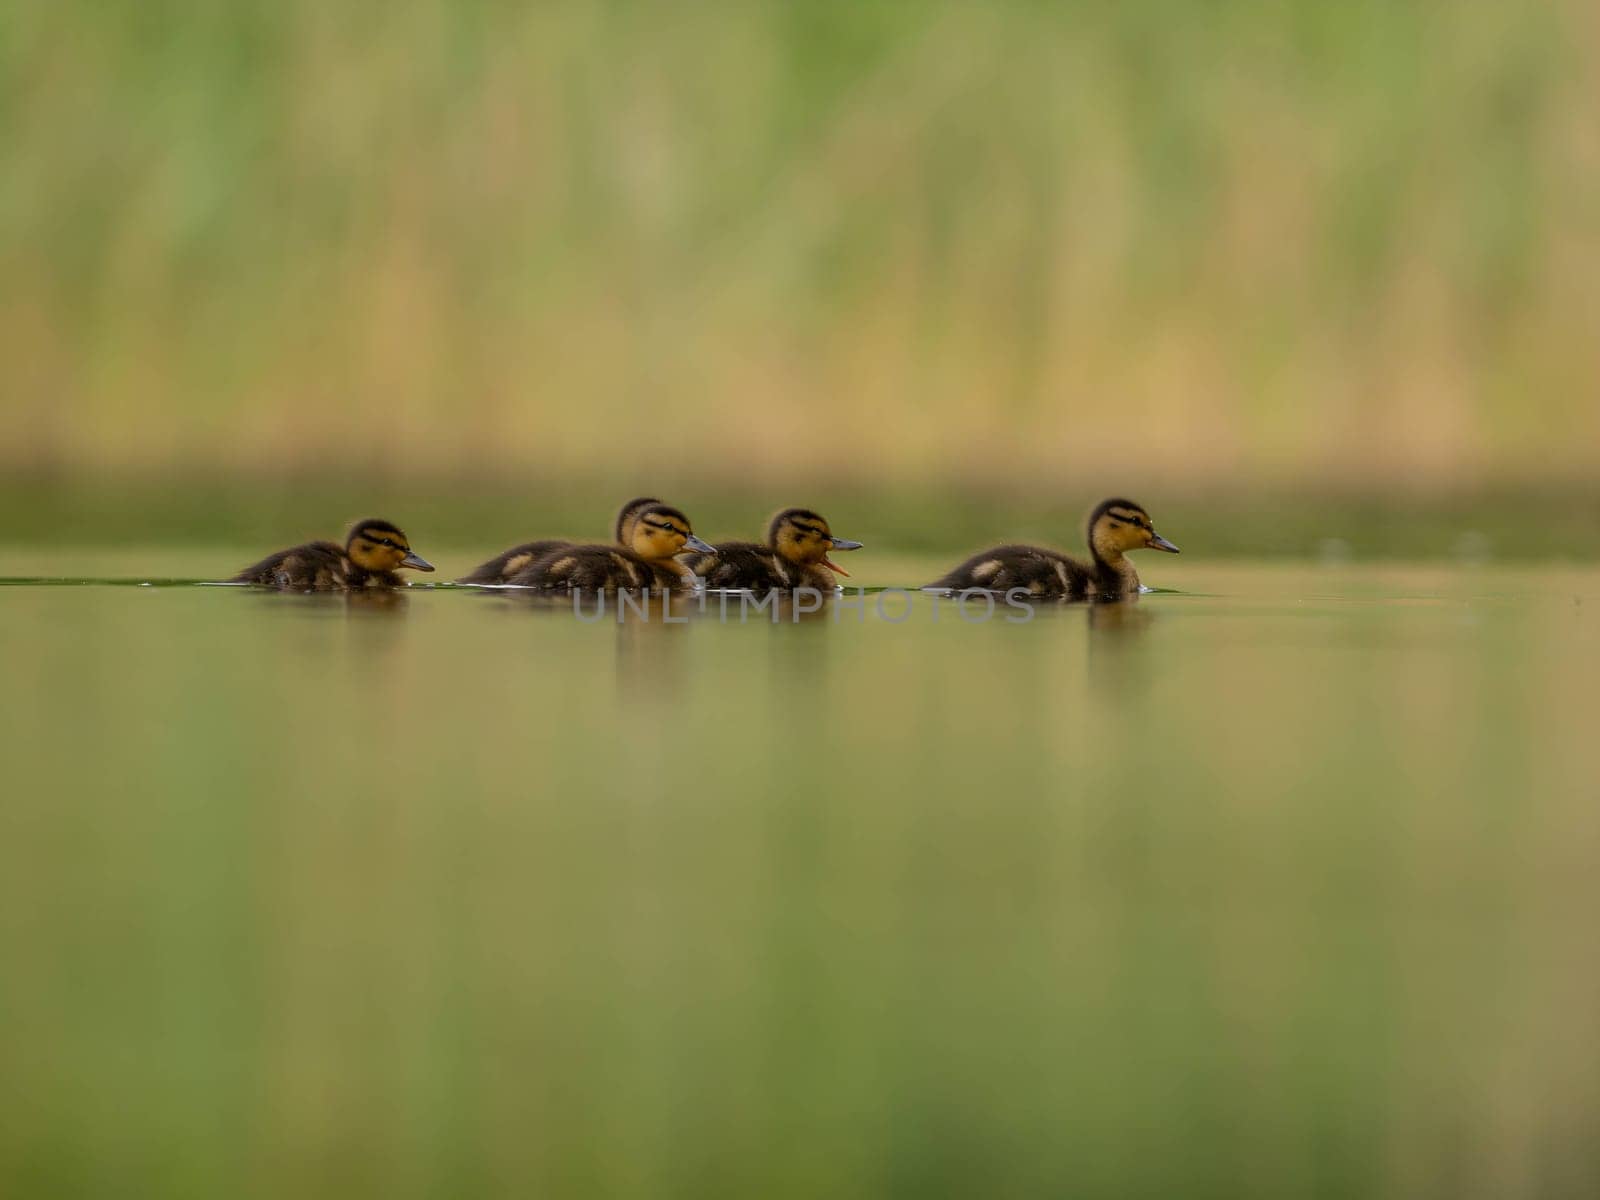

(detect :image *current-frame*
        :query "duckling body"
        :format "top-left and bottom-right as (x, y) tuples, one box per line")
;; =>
(458, 497), (662, 585)
(458, 539), (571, 586)
(231, 520), (434, 591)
(231, 540), (351, 591)
(933, 544), (1096, 596)
(509, 502), (712, 592)
(514, 544), (691, 591)
(930, 499), (1178, 600)
(689, 542), (791, 589)
(683, 508), (862, 592)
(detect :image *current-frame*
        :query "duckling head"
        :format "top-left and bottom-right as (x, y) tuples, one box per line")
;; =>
(345, 519), (435, 574)
(628, 503), (715, 561)
(768, 508), (864, 577)
(1088, 499), (1179, 562)
(614, 496), (664, 544)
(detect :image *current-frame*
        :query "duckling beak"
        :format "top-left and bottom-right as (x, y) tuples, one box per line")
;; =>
(684, 534), (716, 555)
(401, 551), (436, 572)
(823, 537), (862, 577)
(1147, 534), (1180, 554)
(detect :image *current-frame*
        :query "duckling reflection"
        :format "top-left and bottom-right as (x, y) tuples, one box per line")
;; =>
(561, 588), (700, 625)
(696, 588), (837, 624)
(237, 588), (409, 619)
(494, 587), (697, 624)
(1087, 598), (1156, 694)
(1088, 598), (1154, 634)
(773, 589), (837, 624)
(497, 589), (581, 616)
(765, 603), (836, 693)
(613, 593), (695, 700)
(343, 588), (411, 615)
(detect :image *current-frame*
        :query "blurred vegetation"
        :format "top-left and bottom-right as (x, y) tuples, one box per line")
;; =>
(2, 477), (1599, 565)
(4, 0), (1599, 534)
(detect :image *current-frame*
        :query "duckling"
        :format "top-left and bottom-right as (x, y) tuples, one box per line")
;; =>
(231, 519), (435, 591)
(930, 498), (1178, 599)
(458, 496), (663, 585)
(508, 502), (714, 591)
(682, 508), (863, 591)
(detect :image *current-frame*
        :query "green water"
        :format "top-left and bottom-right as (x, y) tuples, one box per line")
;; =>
(2, 561), (1598, 1198)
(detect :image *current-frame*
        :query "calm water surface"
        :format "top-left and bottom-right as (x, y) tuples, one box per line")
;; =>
(1, 558), (1598, 1198)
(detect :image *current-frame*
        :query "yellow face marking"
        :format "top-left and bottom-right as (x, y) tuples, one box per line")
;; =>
(632, 518), (691, 560)
(777, 517), (832, 563)
(349, 528), (414, 573)
(1093, 511), (1146, 558)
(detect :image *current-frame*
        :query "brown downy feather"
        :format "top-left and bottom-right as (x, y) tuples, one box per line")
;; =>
(458, 540), (571, 585)
(508, 544), (687, 592)
(231, 541), (351, 591)
(459, 496), (666, 584)
(684, 507), (861, 592)
(929, 498), (1178, 599)
(509, 503), (707, 592)
(231, 519), (432, 592)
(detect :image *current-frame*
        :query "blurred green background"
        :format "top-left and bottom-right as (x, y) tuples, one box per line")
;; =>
(4, 0), (1598, 557)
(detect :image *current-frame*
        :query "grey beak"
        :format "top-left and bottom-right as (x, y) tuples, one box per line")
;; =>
(684, 534), (716, 555)
(401, 551), (436, 571)
(1148, 534), (1180, 554)
(829, 537), (864, 551)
